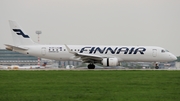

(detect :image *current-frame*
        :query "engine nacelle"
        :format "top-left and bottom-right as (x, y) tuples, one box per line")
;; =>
(102, 58), (119, 66)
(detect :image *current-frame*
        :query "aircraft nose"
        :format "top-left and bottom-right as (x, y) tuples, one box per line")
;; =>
(170, 54), (177, 61)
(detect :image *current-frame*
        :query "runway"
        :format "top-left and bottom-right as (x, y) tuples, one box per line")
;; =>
(0, 67), (179, 70)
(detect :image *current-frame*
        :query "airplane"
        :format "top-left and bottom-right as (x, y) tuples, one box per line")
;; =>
(5, 20), (177, 69)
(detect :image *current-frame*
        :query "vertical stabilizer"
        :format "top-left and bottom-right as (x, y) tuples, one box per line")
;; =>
(9, 20), (36, 46)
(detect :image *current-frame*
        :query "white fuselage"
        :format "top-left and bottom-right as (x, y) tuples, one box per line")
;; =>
(13, 45), (177, 63)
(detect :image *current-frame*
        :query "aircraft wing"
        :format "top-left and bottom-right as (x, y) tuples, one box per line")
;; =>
(65, 44), (103, 63)
(76, 53), (103, 63)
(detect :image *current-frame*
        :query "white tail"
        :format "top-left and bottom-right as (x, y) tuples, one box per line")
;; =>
(9, 20), (36, 46)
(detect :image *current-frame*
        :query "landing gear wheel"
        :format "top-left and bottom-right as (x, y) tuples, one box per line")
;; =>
(87, 64), (95, 69)
(155, 66), (159, 69)
(155, 64), (159, 69)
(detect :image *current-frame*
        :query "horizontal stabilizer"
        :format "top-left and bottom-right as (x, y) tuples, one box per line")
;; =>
(5, 44), (28, 51)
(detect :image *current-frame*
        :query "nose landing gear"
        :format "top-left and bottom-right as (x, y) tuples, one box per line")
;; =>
(155, 63), (159, 69)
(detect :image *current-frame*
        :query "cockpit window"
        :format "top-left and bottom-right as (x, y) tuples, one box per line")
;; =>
(161, 50), (165, 53)
(161, 49), (169, 53)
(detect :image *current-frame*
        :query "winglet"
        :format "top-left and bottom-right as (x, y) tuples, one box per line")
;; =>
(64, 44), (77, 54)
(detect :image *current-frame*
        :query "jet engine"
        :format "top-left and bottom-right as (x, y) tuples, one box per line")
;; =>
(102, 58), (119, 66)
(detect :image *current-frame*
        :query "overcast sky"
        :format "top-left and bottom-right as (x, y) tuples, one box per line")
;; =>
(0, 0), (180, 56)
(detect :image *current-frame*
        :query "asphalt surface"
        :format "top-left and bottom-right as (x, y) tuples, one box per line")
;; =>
(0, 67), (179, 70)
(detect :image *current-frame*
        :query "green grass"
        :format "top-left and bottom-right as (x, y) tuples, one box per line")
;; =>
(0, 70), (180, 101)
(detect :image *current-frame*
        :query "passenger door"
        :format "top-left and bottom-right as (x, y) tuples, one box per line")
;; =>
(152, 49), (157, 57)
(41, 47), (46, 56)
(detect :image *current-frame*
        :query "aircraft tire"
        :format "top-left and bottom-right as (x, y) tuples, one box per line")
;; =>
(155, 66), (159, 69)
(88, 64), (95, 69)
(155, 63), (159, 69)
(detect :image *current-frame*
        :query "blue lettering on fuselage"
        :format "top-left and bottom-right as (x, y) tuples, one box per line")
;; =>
(80, 47), (91, 53)
(116, 47), (129, 54)
(79, 47), (146, 54)
(133, 48), (146, 54)
(94, 47), (106, 54)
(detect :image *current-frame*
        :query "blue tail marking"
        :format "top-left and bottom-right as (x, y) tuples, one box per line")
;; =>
(13, 29), (30, 38)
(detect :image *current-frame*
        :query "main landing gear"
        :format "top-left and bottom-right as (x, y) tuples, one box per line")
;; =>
(87, 64), (95, 69)
(155, 63), (159, 69)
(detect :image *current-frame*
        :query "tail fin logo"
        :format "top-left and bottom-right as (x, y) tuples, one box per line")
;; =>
(13, 29), (30, 38)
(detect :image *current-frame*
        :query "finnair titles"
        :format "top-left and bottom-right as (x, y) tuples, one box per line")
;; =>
(48, 46), (146, 54)
(79, 47), (146, 54)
